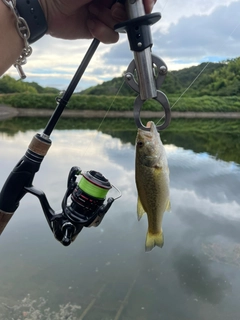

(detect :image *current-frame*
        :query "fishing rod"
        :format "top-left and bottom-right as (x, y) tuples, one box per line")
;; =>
(0, 0), (171, 246)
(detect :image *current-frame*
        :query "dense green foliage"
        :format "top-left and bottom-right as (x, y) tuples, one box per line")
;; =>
(201, 58), (240, 96)
(80, 58), (240, 97)
(79, 76), (136, 96)
(0, 75), (59, 94)
(2, 57), (240, 110)
(0, 93), (135, 110)
(1, 92), (240, 112)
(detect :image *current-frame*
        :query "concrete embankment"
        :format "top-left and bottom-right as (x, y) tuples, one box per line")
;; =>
(1, 105), (240, 120)
(0, 105), (19, 120)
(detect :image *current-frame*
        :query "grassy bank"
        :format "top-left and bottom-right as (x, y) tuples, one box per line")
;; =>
(1, 93), (240, 112)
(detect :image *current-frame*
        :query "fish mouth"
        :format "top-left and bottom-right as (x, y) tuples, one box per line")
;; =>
(147, 121), (159, 135)
(138, 121), (156, 139)
(136, 121), (160, 146)
(146, 121), (154, 130)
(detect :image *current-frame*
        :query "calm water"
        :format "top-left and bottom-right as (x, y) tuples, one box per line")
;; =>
(0, 118), (240, 320)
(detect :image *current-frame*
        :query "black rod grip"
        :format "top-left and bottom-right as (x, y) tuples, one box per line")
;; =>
(0, 134), (51, 235)
(0, 156), (40, 235)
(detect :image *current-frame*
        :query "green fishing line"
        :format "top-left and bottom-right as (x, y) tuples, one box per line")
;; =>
(79, 176), (109, 199)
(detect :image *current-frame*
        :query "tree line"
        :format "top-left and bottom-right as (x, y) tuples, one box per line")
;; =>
(0, 75), (59, 94)
(80, 57), (240, 97)
(1, 56), (240, 97)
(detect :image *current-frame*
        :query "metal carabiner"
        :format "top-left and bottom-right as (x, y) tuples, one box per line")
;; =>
(133, 91), (171, 131)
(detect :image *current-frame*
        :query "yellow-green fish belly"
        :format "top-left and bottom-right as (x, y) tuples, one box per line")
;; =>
(136, 164), (169, 235)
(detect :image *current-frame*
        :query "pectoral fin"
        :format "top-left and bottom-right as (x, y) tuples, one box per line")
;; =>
(137, 197), (146, 221)
(166, 199), (171, 212)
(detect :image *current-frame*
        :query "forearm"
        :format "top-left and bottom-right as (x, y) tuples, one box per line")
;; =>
(0, 0), (23, 76)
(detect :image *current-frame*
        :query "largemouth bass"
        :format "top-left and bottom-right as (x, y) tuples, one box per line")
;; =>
(135, 121), (170, 252)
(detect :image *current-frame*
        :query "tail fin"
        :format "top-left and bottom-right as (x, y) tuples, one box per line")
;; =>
(145, 230), (164, 252)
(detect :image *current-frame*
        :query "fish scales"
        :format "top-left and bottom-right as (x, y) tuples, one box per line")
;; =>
(135, 121), (170, 252)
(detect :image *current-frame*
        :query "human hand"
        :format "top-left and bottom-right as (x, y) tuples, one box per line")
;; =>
(39, 0), (157, 44)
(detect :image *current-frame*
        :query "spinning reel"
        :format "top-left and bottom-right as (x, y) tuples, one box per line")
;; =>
(0, 132), (121, 245)
(27, 167), (121, 246)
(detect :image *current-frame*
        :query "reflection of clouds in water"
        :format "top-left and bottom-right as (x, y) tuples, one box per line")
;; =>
(48, 130), (133, 168)
(1, 130), (240, 223)
(175, 206), (240, 245)
(169, 146), (240, 209)
(172, 187), (240, 221)
(0, 130), (138, 224)
(0, 131), (39, 167)
(172, 250), (231, 304)
(1, 129), (240, 319)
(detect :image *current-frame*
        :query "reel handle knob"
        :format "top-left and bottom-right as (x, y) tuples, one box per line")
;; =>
(61, 223), (75, 246)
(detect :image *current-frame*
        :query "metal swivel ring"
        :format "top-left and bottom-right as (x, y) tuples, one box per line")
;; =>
(133, 90), (171, 131)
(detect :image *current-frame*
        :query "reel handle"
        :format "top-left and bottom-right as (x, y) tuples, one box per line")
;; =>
(61, 223), (76, 246)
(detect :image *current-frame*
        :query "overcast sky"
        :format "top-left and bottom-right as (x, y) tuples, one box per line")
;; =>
(5, 0), (240, 91)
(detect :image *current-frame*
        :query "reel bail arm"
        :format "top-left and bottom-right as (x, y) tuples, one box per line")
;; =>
(115, 0), (171, 131)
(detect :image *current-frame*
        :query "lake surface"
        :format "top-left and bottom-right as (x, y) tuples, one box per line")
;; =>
(0, 117), (240, 320)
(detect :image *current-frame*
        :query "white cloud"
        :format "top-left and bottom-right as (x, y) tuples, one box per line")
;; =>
(4, 0), (240, 89)
(153, 0), (240, 64)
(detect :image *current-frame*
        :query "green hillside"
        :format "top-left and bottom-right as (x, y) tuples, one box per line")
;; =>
(1, 57), (240, 97)
(79, 58), (240, 97)
(1, 57), (240, 112)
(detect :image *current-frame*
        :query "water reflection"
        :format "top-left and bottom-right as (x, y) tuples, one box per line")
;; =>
(173, 251), (230, 304)
(0, 118), (240, 319)
(1, 117), (240, 163)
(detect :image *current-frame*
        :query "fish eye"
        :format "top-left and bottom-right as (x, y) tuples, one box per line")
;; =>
(137, 141), (144, 148)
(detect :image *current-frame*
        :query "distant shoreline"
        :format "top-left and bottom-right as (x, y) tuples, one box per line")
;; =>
(1, 105), (240, 120)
